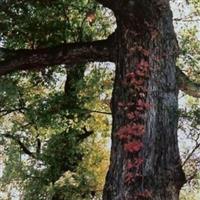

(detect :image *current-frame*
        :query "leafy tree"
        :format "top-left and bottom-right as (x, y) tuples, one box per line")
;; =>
(0, 1), (113, 199)
(177, 24), (200, 200)
(0, 0), (200, 200)
(0, 63), (112, 200)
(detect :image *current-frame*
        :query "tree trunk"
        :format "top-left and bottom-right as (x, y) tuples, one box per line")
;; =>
(103, 1), (186, 200)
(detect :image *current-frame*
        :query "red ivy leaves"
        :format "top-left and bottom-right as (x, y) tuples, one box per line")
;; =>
(124, 172), (135, 184)
(118, 102), (134, 110)
(130, 78), (145, 87)
(124, 141), (143, 153)
(127, 158), (144, 170)
(117, 100), (151, 114)
(119, 58), (151, 192)
(117, 124), (145, 140)
(136, 99), (151, 110)
(136, 189), (152, 199)
(136, 59), (149, 70)
(127, 111), (143, 120)
(125, 59), (149, 82)
(126, 72), (135, 80)
(134, 158), (144, 168)
(127, 161), (135, 170)
(136, 46), (150, 57)
(124, 172), (143, 184)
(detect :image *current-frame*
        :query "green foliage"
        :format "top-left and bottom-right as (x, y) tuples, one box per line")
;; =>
(177, 7), (200, 199)
(0, 0), (114, 48)
(180, 174), (200, 200)
(0, 1), (114, 199)
(0, 63), (113, 199)
(189, 0), (200, 15)
(178, 27), (200, 82)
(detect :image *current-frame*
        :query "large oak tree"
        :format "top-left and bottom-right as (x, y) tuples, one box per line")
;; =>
(0, 0), (200, 199)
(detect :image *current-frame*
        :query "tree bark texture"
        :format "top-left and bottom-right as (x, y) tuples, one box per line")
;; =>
(0, 38), (113, 75)
(103, 1), (186, 200)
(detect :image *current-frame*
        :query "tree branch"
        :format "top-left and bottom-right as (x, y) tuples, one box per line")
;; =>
(173, 16), (200, 22)
(0, 107), (26, 117)
(177, 67), (200, 98)
(0, 37), (114, 76)
(182, 143), (200, 167)
(2, 133), (36, 158)
(77, 127), (94, 142)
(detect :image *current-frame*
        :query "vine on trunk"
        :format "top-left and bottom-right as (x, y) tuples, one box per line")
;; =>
(117, 56), (152, 199)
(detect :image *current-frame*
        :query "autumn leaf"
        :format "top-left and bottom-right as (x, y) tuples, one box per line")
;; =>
(124, 141), (143, 153)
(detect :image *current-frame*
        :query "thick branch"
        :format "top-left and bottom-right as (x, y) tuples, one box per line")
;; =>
(2, 133), (36, 158)
(177, 67), (200, 98)
(0, 37), (114, 76)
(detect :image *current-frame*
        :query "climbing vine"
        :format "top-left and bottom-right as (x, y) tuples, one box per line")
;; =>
(117, 56), (152, 199)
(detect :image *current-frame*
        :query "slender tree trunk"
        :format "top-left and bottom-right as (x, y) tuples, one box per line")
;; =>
(103, 1), (186, 200)
(51, 65), (86, 200)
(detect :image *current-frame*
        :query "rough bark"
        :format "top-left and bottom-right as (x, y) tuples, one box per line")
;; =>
(103, 1), (186, 200)
(0, 37), (114, 75)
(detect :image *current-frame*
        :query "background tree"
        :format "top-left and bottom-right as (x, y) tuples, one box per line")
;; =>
(0, 1), (113, 199)
(170, 1), (200, 198)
